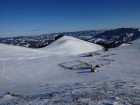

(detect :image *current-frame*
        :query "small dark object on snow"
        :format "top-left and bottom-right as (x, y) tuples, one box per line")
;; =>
(95, 65), (100, 68)
(91, 65), (100, 72)
(104, 47), (108, 51)
(5, 92), (18, 97)
(5, 92), (10, 95)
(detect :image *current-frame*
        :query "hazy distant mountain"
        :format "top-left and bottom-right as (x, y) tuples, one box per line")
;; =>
(0, 28), (140, 48)
(91, 28), (140, 48)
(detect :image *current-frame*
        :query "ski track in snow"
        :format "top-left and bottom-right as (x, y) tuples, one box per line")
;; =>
(2, 61), (11, 81)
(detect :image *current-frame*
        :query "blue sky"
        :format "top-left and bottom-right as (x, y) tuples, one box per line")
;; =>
(0, 0), (140, 37)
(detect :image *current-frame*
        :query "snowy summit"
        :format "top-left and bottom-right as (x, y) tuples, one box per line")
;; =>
(41, 36), (103, 55)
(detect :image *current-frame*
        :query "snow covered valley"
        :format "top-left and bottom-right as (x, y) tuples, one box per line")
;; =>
(0, 36), (140, 105)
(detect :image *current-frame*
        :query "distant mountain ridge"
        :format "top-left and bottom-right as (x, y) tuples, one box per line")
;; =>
(0, 30), (103, 48)
(91, 28), (140, 48)
(0, 28), (140, 48)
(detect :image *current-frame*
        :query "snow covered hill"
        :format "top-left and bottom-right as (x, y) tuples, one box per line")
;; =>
(0, 36), (140, 105)
(0, 36), (103, 84)
(41, 36), (103, 55)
